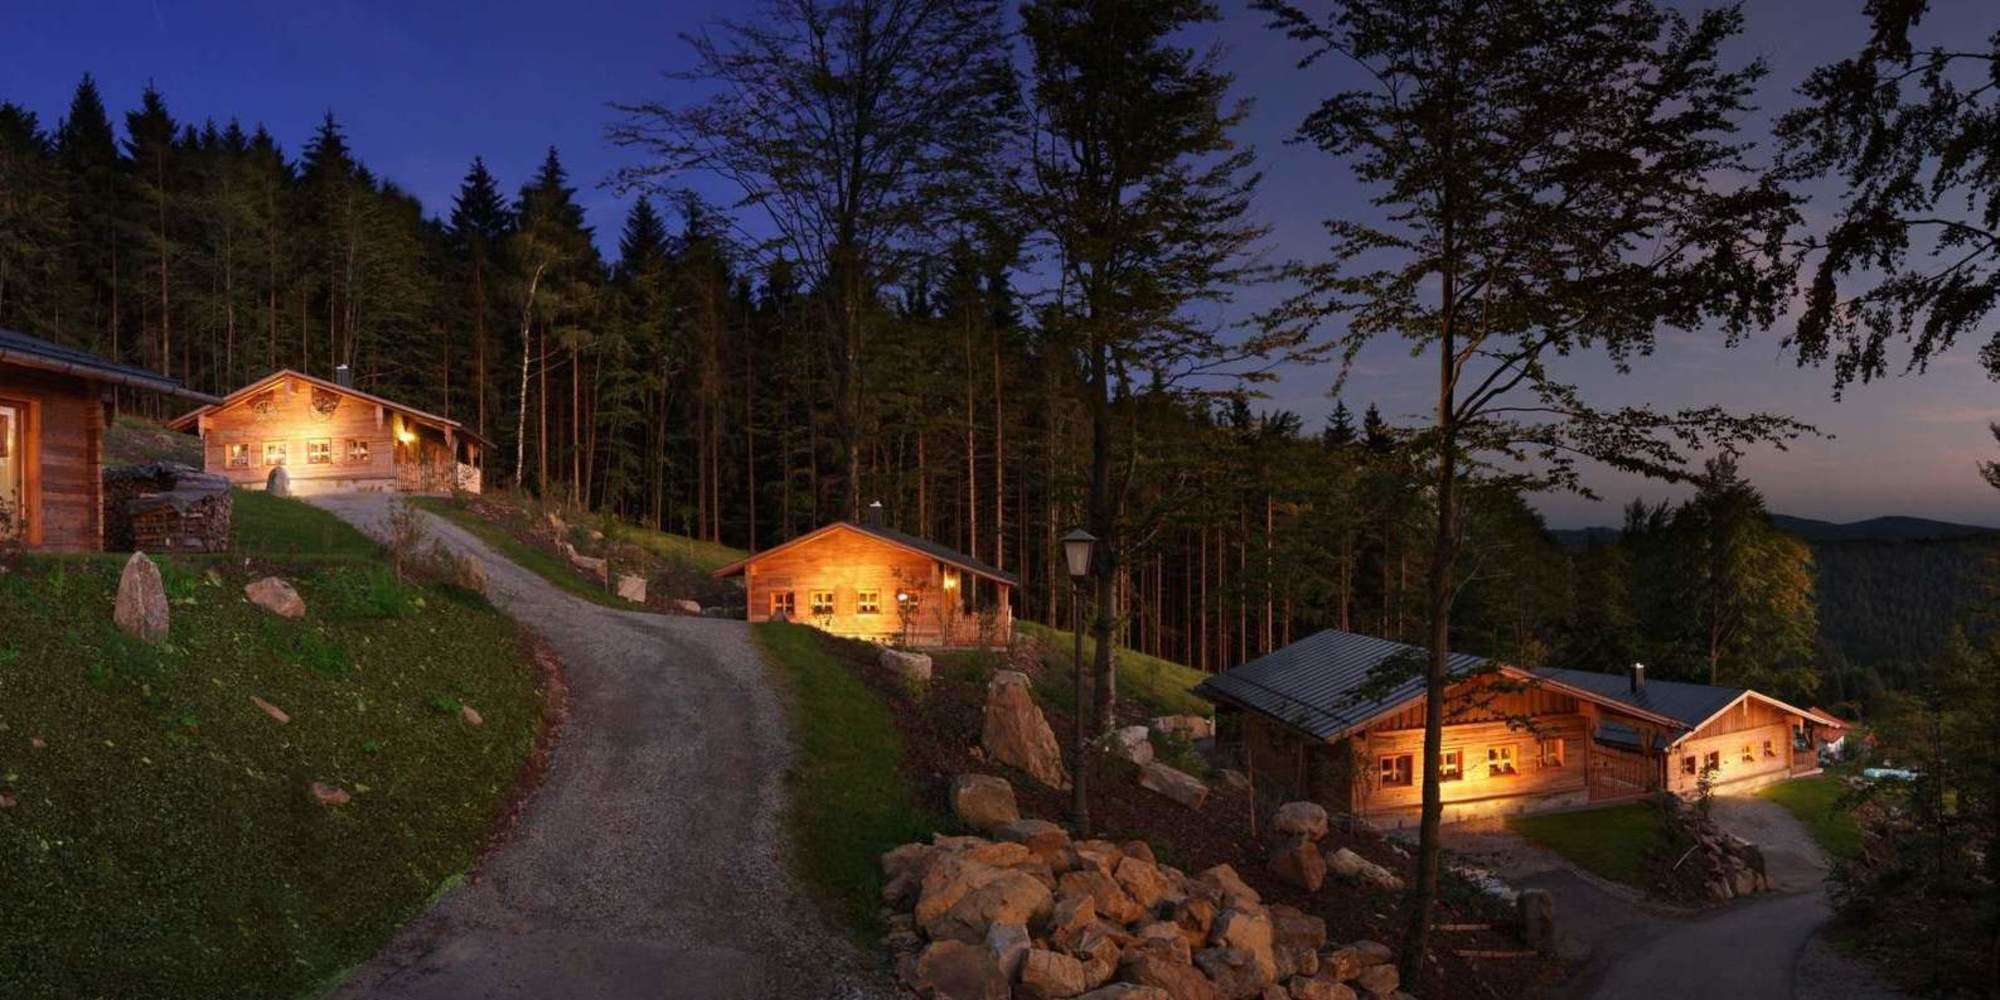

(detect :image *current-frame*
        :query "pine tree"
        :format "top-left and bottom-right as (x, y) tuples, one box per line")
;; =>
(448, 156), (512, 435)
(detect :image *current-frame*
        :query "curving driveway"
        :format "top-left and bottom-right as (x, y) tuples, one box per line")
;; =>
(309, 493), (887, 1000)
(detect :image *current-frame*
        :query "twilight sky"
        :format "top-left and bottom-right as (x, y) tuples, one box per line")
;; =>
(3, 0), (1995, 528)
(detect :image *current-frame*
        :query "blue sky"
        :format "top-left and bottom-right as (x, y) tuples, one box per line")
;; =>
(3, 0), (1995, 528)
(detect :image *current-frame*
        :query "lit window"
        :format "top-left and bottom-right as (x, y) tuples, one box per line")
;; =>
(856, 590), (881, 615)
(1538, 738), (1565, 770)
(263, 441), (287, 466)
(1487, 745), (1517, 777)
(810, 590), (835, 616)
(1681, 755), (1698, 776)
(347, 439), (370, 464)
(1704, 751), (1721, 772)
(770, 591), (795, 617)
(307, 439), (332, 464)
(1439, 749), (1463, 782)
(226, 443), (250, 468)
(1379, 754), (1413, 788)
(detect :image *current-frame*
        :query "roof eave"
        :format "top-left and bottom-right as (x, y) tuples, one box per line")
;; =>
(0, 347), (219, 404)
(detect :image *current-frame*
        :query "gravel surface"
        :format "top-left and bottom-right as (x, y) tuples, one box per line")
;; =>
(310, 493), (888, 1000)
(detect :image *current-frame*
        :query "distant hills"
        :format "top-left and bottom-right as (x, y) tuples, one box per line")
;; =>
(1551, 514), (1997, 547)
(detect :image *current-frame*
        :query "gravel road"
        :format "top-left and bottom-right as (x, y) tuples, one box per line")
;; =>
(309, 492), (887, 1000)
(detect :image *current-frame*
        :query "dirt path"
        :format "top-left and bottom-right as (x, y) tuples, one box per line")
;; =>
(310, 493), (887, 1000)
(1439, 799), (1901, 1000)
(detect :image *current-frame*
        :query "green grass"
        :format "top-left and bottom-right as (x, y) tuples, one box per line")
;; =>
(1761, 775), (1863, 860)
(0, 491), (545, 999)
(610, 521), (747, 575)
(410, 498), (629, 610)
(1015, 619), (1212, 719)
(227, 488), (383, 560)
(753, 622), (931, 939)
(1508, 803), (1668, 888)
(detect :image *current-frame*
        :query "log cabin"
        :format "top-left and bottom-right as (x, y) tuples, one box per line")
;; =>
(1197, 629), (1842, 828)
(0, 326), (218, 552)
(712, 508), (1015, 648)
(168, 368), (487, 495)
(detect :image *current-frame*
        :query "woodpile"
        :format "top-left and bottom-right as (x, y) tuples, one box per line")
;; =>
(104, 461), (232, 554)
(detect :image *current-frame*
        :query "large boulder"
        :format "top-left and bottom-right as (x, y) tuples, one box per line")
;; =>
(1353, 963), (1399, 997)
(1109, 725), (1154, 765)
(1268, 836), (1326, 892)
(1325, 848), (1404, 892)
(982, 670), (1071, 790)
(616, 573), (646, 603)
(113, 551), (169, 642)
(996, 818), (1072, 859)
(909, 939), (1010, 1000)
(1211, 905), (1278, 983)
(1518, 888), (1555, 953)
(1193, 947), (1272, 999)
(1057, 869), (1146, 925)
(1020, 948), (1090, 999)
(1151, 714), (1214, 741)
(568, 550), (608, 581)
(929, 869), (1055, 944)
(950, 774), (1020, 833)
(1289, 978), (1358, 1000)
(1272, 802), (1329, 841)
(985, 921), (1031, 980)
(1113, 855), (1177, 911)
(883, 647), (934, 684)
(244, 576), (306, 619)
(1120, 937), (1219, 1000)
(1196, 865), (1262, 909)
(265, 465), (291, 497)
(1137, 762), (1209, 810)
(1268, 905), (1327, 980)
(673, 598), (703, 615)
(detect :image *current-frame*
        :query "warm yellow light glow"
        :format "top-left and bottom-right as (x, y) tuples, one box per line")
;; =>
(942, 572), (959, 591)
(396, 429), (417, 444)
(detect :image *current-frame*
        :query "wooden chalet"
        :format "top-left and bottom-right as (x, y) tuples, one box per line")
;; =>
(0, 327), (217, 552)
(1197, 629), (1841, 828)
(712, 511), (1016, 648)
(168, 368), (487, 495)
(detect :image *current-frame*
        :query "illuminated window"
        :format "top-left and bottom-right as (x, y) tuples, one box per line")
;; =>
(1379, 754), (1413, 788)
(263, 441), (287, 466)
(1487, 745), (1517, 777)
(810, 590), (835, 616)
(1439, 749), (1463, 782)
(347, 439), (370, 464)
(1681, 755), (1698, 776)
(1538, 738), (1566, 770)
(1704, 751), (1721, 772)
(856, 591), (881, 615)
(770, 591), (795, 617)
(226, 443), (251, 468)
(306, 439), (332, 464)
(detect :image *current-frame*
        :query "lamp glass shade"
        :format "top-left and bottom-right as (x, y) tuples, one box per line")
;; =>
(1060, 528), (1097, 580)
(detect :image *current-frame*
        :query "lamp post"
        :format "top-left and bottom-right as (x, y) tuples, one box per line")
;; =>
(1061, 527), (1097, 835)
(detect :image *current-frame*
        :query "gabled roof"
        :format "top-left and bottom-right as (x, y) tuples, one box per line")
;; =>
(1534, 668), (1744, 731)
(0, 326), (218, 403)
(1196, 628), (1694, 743)
(167, 368), (489, 447)
(712, 519), (1019, 587)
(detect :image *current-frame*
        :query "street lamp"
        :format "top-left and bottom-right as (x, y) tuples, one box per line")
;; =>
(1060, 527), (1096, 834)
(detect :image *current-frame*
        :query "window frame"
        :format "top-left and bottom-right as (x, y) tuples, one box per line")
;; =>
(1762, 739), (1777, 759)
(1704, 750), (1721, 772)
(1486, 744), (1518, 777)
(346, 438), (371, 464)
(306, 439), (332, 465)
(1439, 748), (1464, 782)
(1740, 743), (1755, 764)
(1538, 737), (1566, 770)
(263, 441), (287, 467)
(856, 590), (881, 615)
(809, 590), (836, 616)
(226, 442), (251, 469)
(770, 591), (795, 617)
(1681, 754), (1698, 776)
(1378, 753), (1414, 788)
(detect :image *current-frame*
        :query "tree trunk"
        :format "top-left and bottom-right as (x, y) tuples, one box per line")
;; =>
(512, 261), (545, 488)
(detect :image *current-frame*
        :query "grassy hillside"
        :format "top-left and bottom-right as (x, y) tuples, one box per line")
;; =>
(0, 493), (547, 999)
(1014, 619), (1212, 719)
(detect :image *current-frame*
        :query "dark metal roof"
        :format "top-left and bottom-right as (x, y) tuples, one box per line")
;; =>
(1194, 629), (1492, 741)
(1535, 668), (1745, 731)
(0, 326), (216, 402)
(844, 520), (1019, 586)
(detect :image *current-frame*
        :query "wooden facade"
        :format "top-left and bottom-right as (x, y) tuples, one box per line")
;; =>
(714, 521), (1015, 648)
(1217, 648), (1832, 829)
(170, 370), (485, 495)
(0, 363), (104, 551)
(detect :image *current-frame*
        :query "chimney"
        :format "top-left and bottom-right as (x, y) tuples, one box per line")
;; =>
(334, 363), (353, 388)
(865, 500), (884, 527)
(1630, 662), (1646, 694)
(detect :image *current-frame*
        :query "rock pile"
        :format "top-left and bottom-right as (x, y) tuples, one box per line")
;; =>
(883, 822), (1409, 999)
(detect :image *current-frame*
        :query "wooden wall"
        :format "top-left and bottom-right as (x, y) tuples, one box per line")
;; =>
(1356, 714), (1589, 816)
(1665, 696), (1798, 794)
(741, 524), (1010, 646)
(0, 363), (103, 551)
(197, 376), (396, 492)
